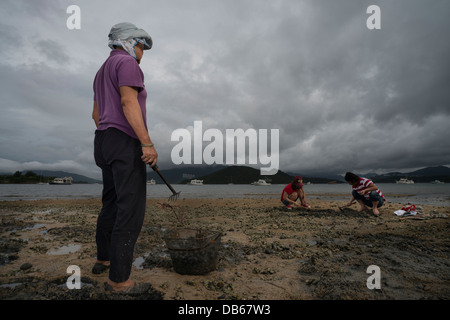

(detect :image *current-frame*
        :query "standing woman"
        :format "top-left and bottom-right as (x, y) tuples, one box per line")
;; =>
(91, 22), (157, 293)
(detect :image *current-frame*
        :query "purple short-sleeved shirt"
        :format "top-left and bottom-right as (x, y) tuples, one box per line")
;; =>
(93, 49), (147, 139)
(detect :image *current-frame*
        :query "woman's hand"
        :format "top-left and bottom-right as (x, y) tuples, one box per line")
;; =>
(141, 146), (158, 166)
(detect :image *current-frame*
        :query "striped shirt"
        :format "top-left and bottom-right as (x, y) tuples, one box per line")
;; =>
(353, 178), (385, 201)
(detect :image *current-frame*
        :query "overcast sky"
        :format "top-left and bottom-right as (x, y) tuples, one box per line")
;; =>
(0, 0), (449, 179)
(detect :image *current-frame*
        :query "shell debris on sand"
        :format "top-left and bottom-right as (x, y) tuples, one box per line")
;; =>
(0, 198), (449, 300)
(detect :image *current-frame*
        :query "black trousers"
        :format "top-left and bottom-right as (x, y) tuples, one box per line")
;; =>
(94, 128), (147, 283)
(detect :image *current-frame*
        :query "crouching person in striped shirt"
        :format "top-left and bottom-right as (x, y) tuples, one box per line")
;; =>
(344, 172), (385, 216)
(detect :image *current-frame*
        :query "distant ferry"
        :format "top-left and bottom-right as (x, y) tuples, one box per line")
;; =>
(190, 179), (203, 185)
(147, 179), (156, 185)
(251, 179), (271, 186)
(49, 177), (73, 185)
(431, 180), (444, 184)
(396, 178), (414, 184)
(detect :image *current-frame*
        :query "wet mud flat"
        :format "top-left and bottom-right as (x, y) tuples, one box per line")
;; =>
(0, 198), (449, 300)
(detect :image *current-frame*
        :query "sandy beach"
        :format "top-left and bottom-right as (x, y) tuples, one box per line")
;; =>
(0, 196), (449, 300)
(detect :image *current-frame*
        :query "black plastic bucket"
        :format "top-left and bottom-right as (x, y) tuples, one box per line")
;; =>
(163, 228), (221, 275)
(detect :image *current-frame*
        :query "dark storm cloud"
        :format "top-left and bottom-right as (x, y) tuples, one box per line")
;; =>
(0, 0), (449, 178)
(35, 40), (70, 65)
(195, 0), (450, 174)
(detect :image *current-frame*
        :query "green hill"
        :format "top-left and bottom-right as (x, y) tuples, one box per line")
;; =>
(0, 170), (101, 184)
(185, 166), (294, 184)
(371, 165), (450, 183)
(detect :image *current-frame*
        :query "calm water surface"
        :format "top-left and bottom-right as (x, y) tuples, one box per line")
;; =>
(0, 183), (449, 206)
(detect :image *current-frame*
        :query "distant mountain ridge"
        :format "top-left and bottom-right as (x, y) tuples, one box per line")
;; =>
(147, 165), (341, 184)
(146, 165), (227, 184)
(40, 171), (102, 184)
(2, 165), (448, 184)
(106, 164), (450, 184)
(0, 170), (102, 184)
(362, 166), (450, 183)
(37, 171), (101, 183)
(190, 166), (293, 184)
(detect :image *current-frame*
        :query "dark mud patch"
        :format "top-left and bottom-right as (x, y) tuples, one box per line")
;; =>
(0, 276), (164, 300)
(219, 241), (260, 266)
(0, 239), (25, 266)
(266, 206), (367, 218)
(141, 246), (173, 269)
(47, 226), (95, 243)
(297, 232), (450, 299)
(2, 198), (449, 300)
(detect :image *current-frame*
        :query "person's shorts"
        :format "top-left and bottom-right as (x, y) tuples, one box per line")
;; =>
(352, 190), (384, 208)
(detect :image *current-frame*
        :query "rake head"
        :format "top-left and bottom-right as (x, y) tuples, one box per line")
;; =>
(150, 164), (181, 202)
(168, 191), (181, 202)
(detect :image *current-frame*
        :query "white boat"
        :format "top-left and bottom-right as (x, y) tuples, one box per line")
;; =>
(147, 179), (156, 185)
(396, 178), (414, 184)
(49, 177), (73, 185)
(190, 179), (203, 185)
(251, 179), (271, 186)
(431, 180), (444, 184)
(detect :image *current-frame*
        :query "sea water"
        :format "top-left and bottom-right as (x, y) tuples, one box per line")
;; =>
(0, 183), (448, 206)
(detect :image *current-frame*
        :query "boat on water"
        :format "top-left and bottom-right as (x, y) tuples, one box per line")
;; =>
(251, 179), (271, 186)
(49, 177), (73, 185)
(396, 178), (414, 184)
(147, 179), (156, 185)
(431, 180), (444, 184)
(190, 179), (203, 185)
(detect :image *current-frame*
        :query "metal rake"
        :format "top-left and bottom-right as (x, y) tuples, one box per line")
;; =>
(150, 165), (181, 201)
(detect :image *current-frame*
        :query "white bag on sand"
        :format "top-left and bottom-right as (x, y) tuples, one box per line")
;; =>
(394, 209), (406, 216)
(394, 205), (417, 216)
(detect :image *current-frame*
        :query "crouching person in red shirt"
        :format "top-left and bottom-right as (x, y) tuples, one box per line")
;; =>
(281, 176), (310, 210)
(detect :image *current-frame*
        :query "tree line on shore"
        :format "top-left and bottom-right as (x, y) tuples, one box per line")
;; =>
(0, 171), (55, 184)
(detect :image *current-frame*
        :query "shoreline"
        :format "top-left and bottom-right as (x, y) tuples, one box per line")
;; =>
(1, 182), (449, 207)
(1, 197), (449, 300)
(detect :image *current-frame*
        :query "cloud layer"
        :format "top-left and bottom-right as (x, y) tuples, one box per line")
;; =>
(0, 0), (449, 179)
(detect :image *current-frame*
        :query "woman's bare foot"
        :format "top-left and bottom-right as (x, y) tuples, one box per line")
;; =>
(107, 279), (135, 292)
(358, 205), (368, 212)
(105, 279), (151, 295)
(372, 207), (381, 216)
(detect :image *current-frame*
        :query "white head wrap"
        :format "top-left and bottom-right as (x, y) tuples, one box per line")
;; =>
(108, 22), (152, 59)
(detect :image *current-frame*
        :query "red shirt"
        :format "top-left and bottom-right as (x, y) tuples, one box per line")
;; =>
(281, 184), (295, 202)
(352, 178), (385, 201)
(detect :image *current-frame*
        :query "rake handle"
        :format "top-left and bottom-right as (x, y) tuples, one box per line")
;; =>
(151, 165), (178, 195)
